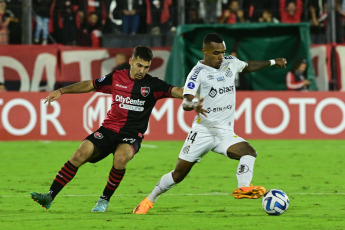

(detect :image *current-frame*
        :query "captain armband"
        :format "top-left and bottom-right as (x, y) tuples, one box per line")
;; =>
(183, 98), (199, 109)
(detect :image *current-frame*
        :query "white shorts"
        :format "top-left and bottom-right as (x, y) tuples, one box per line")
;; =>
(178, 125), (247, 163)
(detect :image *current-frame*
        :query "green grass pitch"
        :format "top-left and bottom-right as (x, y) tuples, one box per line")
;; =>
(0, 140), (344, 230)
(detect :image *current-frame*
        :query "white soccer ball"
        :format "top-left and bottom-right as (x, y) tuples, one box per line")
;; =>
(262, 189), (289, 215)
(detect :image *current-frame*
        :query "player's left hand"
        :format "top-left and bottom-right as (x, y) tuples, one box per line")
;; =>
(275, 58), (287, 68)
(195, 98), (208, 118)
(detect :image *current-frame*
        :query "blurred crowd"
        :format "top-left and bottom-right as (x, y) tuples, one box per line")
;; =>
(0, 0), (345, 46)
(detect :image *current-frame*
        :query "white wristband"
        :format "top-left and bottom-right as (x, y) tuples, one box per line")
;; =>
(269, 59), (276, 66)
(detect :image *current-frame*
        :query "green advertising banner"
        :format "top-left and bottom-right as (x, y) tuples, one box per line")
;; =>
(165, 23), (317, 90)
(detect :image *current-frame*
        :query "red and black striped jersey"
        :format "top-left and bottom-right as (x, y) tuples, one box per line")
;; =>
(93, 69), (173, 139)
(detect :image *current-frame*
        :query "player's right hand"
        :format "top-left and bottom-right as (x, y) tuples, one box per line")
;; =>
(44, 90), (62, 107)
(195, 98), (208, 118)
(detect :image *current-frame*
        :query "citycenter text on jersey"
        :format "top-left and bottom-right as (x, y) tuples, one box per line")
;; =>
(115, 95), (146, 106)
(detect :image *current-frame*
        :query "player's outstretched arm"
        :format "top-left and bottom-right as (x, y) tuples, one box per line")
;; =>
(45, 80), (95, 106)
(170, 87), (184, 99)
(243, 58), (287, 72)
(182, 95), (208, 117)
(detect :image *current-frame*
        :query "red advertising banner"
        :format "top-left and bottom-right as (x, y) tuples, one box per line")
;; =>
(59, 46), (171, 82)
(0, 45), (59, 91)
(0, 45), (171, 91)
(1, 92), (344, 141)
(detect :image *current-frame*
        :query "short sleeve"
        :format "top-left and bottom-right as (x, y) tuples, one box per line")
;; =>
(93, 72), (113, 94)
(183, 66), (202, 96)
(152, 77), (173, 100)
(224, 55), (247, 73)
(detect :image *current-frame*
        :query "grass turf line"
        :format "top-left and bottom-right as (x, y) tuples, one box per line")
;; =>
(0, 140), (344, 230)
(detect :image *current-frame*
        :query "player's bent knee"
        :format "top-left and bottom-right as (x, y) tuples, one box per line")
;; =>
(70, 150), (90, 167)
(113, 152), (132, 168)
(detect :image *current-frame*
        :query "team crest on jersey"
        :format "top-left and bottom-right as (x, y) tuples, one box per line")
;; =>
(94, 132), (104, 139)
(225, 68), (233, 78)
(141, 87), (150, 97)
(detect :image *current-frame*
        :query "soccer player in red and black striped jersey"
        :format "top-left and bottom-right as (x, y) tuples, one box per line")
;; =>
(30, 46), (184, 212)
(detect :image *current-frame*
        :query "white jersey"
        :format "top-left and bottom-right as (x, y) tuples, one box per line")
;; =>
(183, 55), (247, 131)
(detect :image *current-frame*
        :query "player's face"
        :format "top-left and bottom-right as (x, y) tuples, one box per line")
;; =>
(202, 42), (226, 69)
(129, 57), (151, 80)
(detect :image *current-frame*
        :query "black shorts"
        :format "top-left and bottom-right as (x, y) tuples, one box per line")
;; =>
(85, 126), (142, 163)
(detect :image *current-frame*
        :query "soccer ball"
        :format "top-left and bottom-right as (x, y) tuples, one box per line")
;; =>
(262, 189), (289, 215)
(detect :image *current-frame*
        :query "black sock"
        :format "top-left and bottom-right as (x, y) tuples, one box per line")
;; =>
(49, 161), (78, 199)
(100, 167), (126, 201)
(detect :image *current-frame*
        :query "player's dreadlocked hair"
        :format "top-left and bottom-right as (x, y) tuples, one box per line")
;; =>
(203, 33), (224, 45)
(132, 46), (153, 61)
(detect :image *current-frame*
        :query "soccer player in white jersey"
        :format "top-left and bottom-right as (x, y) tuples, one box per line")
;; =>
(133, 33), (287, 214)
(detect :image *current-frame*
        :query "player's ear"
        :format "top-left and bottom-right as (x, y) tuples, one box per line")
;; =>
(129, 58), (133, 66)
(201, 47), (207, 56)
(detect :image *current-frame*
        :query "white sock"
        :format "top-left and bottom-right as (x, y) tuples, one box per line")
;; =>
(147, 171), (176, 203)
(236, 155), (256, 188)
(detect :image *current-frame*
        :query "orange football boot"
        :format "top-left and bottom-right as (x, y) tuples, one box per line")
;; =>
(232, 184), (266, 199)
(133, 197), (154, 214)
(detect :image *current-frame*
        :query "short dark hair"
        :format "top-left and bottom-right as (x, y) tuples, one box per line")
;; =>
(203, 33), (224, 45)
(132, 46), (153, 61)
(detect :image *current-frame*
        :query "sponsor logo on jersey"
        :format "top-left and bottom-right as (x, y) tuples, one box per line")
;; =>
(219, 85), (234, 94)
(208, 87), (217, 98)
(206, 104), (233, 113)
(218, 85), (234, 94)
(115, 95), (145, 112)
(207, 75), (214, 80)
(141, 87), (150, 97)
(115, 95), (145, 106)
(187, 82), (195, 89)
(98, 76), (106, 82)
(116, 84), (127, 89)
(189, 66), (203, 81)
(217, 76), (225, 81)
(208, 85), (234, 98)
(225, 68), (233, 78)
(94, 132), (104, 139)
(119, 104), (144, 111)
